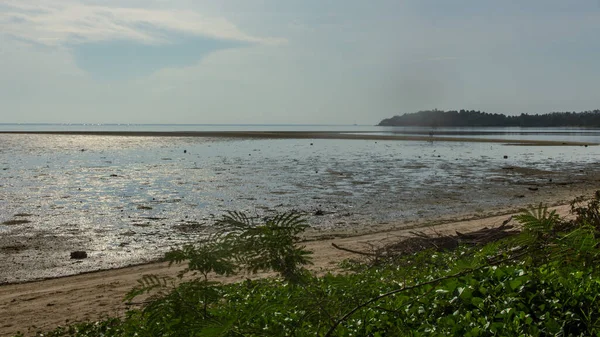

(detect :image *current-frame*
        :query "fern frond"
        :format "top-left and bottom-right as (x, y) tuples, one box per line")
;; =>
(124, 274), (172, 302)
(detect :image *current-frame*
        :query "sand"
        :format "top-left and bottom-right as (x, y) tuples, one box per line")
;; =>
(0, 204), (575, 337)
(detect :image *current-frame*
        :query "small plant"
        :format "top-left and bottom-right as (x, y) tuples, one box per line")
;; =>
(570, 190), (600, 229)
(217, 211), (312, 283)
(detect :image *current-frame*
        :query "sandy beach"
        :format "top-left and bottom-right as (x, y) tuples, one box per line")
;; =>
(0, 202), (584, 336)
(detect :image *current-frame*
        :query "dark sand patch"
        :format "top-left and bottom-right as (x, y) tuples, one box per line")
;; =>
(499, 166), (556, 175)
(0, 244), (28, 253)
(2, 219), (31, 226)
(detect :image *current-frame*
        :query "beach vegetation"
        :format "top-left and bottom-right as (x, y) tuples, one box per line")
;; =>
(18, 192), (600, 337)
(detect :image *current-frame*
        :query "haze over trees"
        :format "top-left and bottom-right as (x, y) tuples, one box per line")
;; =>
(378, 110), (600, 127)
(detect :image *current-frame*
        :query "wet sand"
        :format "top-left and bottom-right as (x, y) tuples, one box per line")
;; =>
(3, 132), (599, 284)
(0, 130), (595, 146)
(0, 203), (576, 336)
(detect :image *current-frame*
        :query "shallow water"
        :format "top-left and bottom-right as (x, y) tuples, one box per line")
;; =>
(1, 132), (599, 282)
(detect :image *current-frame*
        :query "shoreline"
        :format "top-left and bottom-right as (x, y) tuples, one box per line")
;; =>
(0, 130), (595, 146)
(0, 201), (581, 336)
(2, 132), (599, 284)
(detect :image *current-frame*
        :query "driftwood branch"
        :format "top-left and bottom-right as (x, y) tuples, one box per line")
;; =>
(331, 242), (378, 257)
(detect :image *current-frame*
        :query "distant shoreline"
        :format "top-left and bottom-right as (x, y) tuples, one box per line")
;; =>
(378, 109), (600, 127)
(0, 130), (595, 146)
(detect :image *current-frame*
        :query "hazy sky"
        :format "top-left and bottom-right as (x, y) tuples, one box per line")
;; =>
(1, 0), (599, 124)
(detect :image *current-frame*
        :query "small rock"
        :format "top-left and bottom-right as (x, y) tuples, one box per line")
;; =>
(70, 251), (87, 259)
(184, 150), (187, 153)
(503, 155), (508, 159)
(314, 209), (325, 216)
(528, 187), (539, 191)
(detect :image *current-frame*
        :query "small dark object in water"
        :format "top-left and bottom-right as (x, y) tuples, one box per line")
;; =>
(503, 155), (508, 159)
(314, 209), (325, 216)
(528, 187), (538, 191)
(80, 149), (85, 152)
(109, 174), (118, 177)
(184, 150), (187, 153)
(310, 143), (313, 146)
(585, 144), (588, 147)
(516, 194), (525, 198)
(549, 178), (552, 182)
(70, 251), (87, 259)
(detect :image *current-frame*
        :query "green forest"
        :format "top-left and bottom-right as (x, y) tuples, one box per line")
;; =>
(378, 110), (600, 127)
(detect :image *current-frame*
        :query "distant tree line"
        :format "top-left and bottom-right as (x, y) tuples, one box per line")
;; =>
(378, 109), (600, 127)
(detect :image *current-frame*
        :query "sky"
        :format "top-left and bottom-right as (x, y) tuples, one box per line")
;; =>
(1, 0), (599, 125)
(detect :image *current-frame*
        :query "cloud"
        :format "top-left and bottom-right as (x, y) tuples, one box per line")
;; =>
(72, 36), (244, 80)
(0, 0), (286, 79)
(0, 0), (285, 46)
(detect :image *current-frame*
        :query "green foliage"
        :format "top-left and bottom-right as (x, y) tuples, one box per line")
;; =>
(570, 190), (600, 229)
(165, 235), (238, 279)
(217, 211), (312, 283)
(30, 194), (600, 337)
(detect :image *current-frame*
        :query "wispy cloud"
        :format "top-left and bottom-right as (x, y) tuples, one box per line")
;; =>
(0, 0), (285, 46)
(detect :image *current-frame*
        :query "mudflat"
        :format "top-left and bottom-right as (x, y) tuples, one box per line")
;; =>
(0, 130), (594, 146)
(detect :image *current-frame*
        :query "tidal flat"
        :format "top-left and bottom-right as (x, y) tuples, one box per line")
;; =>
(1, 132), (599, 283)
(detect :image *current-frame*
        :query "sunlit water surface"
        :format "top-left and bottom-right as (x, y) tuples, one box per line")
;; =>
(1, 127), (599, 281)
